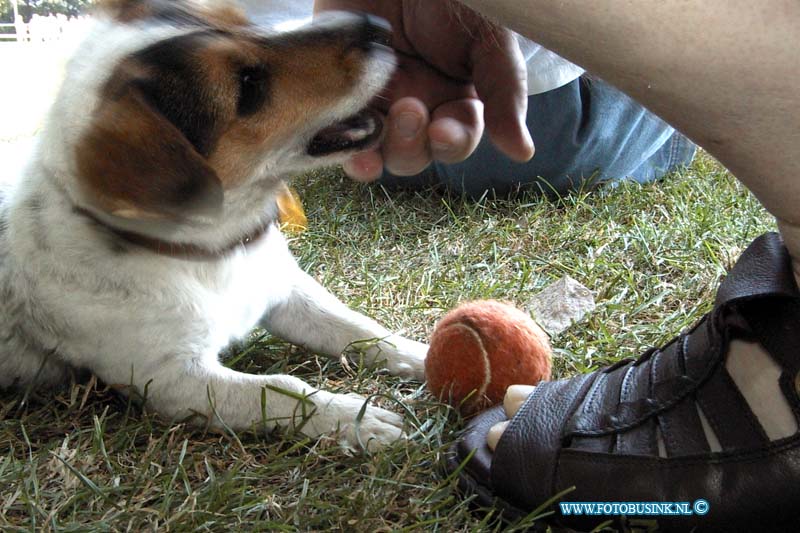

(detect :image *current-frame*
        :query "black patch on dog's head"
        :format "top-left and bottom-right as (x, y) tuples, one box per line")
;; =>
(130, 31), (272, 155)
(132, 32), (223, 156)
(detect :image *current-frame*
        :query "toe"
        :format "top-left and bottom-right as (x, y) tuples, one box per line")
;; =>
(487, 420), (509, 451)
(359, 408), (405, 451)
(383, 337), (428, 380)
(373, 406), (404, 427)
(504, 385), (536, 417)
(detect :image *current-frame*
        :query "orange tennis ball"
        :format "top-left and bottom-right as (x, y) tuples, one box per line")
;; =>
(425, 300), (552, 414)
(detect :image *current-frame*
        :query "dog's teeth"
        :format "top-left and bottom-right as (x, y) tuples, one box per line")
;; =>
(344, 128), (370, 141)
(345, 116), (375, 141)
(307, 110), (382, 156)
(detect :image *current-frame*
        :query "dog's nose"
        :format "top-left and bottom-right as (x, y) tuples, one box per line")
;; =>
(355, 14), (391, 49)
(283, 11), (393, 54)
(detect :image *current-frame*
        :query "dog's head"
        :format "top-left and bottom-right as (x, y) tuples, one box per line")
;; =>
(44, 0), (394, 246)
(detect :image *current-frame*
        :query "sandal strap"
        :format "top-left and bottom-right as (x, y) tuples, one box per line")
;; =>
(564, 318), (720, 437)
(714, 232), (798, 305)
(657, 393), (708, 455)
(740, 297), (800, 422)
(695, 361), (769, 448)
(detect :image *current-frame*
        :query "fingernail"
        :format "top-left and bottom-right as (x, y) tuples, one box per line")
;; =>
(523, 131), (535, 160)
(504, 384), (535, 417)
(395, 112), (422, 140)
(431, 141), (452, 154)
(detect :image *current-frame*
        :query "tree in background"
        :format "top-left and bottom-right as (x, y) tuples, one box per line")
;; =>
(0, 0), (14, 22)
(1, 0), (94, 23)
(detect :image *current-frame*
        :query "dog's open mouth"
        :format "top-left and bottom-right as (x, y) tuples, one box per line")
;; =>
(307, 108), (383, 157)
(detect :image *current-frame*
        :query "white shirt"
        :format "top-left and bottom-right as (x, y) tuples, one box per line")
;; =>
(517, 38), (584, 95)
(240, 0), (583, 95)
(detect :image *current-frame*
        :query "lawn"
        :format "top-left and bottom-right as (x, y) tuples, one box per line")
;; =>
(0, 154), (774, 531)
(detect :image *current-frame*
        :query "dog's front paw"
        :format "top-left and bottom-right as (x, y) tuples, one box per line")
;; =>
(309, 392), (404, 451)
(380, 336), (428, 381)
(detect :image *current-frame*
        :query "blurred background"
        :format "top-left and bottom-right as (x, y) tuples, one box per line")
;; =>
(0, 0), (93, 183)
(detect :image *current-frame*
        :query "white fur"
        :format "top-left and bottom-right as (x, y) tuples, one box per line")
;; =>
(0, 7), (426, 451)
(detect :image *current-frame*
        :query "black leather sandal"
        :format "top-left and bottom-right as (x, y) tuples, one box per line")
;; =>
(449, 233), (800, 532)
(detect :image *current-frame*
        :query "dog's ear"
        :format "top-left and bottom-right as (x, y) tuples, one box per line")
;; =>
(76, 85), (224, 221)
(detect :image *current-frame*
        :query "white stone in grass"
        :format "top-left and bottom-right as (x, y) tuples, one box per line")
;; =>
(528, 276), (596, 335)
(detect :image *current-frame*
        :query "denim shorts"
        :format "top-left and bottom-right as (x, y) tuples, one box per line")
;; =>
(379, 76), (696, 197)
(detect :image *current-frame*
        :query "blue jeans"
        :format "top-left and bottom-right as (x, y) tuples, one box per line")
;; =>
(379, 76), (696, 197)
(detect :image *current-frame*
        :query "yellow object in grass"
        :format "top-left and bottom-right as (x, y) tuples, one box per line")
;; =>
(276, 184), (307, 233)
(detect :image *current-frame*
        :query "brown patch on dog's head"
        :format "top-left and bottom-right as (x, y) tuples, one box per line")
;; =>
(75, 6), (393, 221)
(76, 76), (223, 220)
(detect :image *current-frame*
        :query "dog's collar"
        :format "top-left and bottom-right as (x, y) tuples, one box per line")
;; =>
(74, 207), (274, 260)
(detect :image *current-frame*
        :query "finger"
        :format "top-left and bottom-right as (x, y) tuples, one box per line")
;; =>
(487, 420), (509, 451)
(379, 54), (477, 114)
(428, 98), (484, 164)
(382, 97), (432, 176)
(504, 384), (536, 417)
(471, 30), (535, 162)
(342, 150), (385, 182)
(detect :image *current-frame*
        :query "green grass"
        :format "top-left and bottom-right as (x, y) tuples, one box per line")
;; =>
(0, 153), (774, 531)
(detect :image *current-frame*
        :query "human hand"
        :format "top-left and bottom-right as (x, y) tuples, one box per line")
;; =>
(314, 0), (534, 181)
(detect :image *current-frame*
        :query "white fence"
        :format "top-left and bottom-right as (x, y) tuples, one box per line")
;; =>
(0, 15), (91, 43)
(0, 22), (15, 40)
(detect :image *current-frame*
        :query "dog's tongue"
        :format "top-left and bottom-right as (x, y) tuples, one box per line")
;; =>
(307, 109), (383, 156)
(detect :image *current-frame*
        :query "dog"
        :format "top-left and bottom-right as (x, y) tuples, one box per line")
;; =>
(0, 0), (428, 450)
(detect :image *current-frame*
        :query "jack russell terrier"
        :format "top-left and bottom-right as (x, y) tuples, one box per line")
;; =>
(0, 0), (428, 451)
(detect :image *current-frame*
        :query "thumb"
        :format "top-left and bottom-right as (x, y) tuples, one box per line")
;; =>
(471, 29), (534, 162)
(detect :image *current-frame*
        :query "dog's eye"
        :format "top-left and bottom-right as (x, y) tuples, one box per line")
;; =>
(237, 66), (269, 117)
